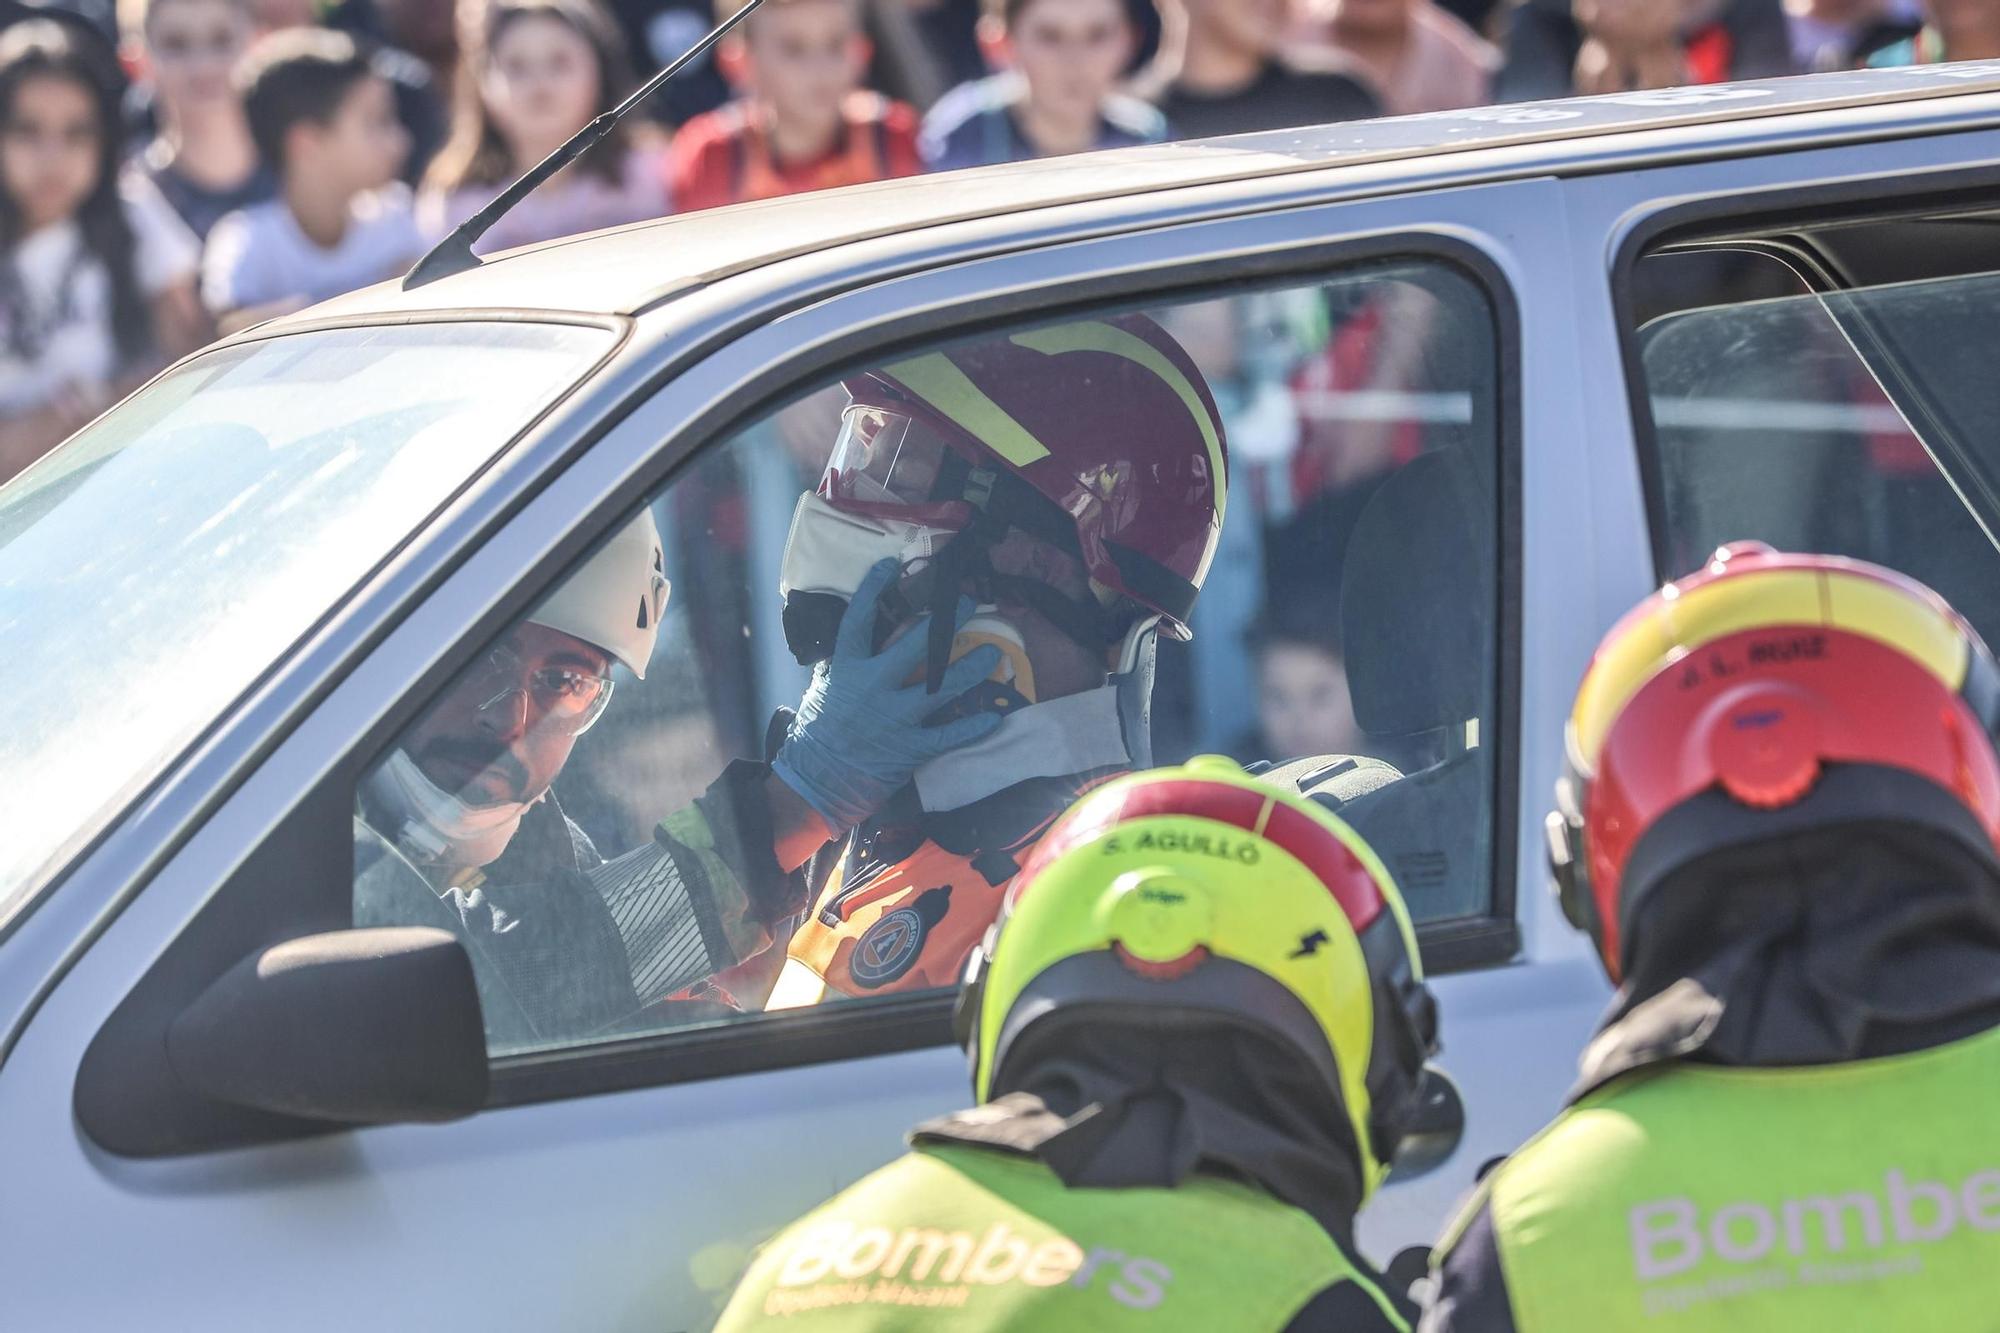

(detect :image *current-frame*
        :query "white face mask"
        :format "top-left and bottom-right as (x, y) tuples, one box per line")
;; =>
(362, 748), (535, 871)
(777, 490), (952, 604)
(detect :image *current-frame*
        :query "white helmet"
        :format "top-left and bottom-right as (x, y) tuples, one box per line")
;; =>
(529, 509), (669, 678)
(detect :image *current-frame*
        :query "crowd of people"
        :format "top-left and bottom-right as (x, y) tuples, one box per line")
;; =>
(0, 0), (1987, 478)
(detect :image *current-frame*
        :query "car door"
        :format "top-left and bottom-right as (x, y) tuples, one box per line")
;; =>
(2, 174), (1618, 1332)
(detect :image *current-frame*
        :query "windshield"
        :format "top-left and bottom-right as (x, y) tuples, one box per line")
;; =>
(0, 321), (614, 926)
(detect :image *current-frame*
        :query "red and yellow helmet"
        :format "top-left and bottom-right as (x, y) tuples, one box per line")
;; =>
(828, 313), (1227, 641)
(952, 756), (1436, 1196)
(1548, 543), (2000, 982)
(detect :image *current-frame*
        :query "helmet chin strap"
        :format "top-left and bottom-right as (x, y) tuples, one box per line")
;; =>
(888, 479), (1118, 694)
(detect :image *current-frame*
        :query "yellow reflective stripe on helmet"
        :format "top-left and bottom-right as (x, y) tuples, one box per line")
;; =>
(1825, 571), (1966, 687)
(1571, 568), (1969, 766)
(885, 352), (1052, 466)
(1010, 324), (1229, 527)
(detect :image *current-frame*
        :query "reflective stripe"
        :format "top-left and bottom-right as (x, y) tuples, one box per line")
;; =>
(1010, 324), (1228, 527)
(764, 955), (830, 1010)
(883, 353), (1053, 467)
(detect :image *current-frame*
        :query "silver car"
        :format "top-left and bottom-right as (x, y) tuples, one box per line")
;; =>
(6, 62), (2000, 1329)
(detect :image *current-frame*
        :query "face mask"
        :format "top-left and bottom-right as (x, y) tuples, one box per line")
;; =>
(362, 748), (534, 870)
(777, 490), (954, 664)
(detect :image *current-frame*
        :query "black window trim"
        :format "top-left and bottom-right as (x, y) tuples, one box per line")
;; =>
(1609, 159), (2000, 584)
(82, 223), (1523, 1146)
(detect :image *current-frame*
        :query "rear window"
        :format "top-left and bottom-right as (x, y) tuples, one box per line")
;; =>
(1634, 263), (2000, 642)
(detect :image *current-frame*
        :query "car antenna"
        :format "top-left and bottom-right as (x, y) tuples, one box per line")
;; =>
(403, 0), (764, 291)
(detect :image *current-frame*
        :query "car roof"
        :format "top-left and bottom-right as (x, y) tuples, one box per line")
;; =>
(295, 62), (2000, 325)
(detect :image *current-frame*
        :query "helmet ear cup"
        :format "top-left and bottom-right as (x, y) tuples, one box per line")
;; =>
(1547, 772), (1598, 943)
(1364, 971), (1437, 1168)
(1353, 912), (1439, 1175)
(954, 922), (1001, 1092)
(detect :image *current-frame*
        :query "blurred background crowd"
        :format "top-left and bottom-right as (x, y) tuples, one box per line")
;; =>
(0, 0), (1987, 478)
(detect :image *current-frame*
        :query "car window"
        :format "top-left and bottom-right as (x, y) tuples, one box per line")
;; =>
(1634, 262), (2000, 642)
(352, 262), (1504, 1058)
(0, 322), (613, 929)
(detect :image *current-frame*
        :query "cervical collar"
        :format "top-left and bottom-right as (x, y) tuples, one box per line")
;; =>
(362, 748), (536, 870)
(913, 686), (1130, 814)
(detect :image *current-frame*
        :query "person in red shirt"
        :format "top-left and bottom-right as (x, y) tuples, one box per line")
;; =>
(666, 0), (921, 212)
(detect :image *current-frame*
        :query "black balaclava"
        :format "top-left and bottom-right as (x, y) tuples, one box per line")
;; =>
(1577, 777), (2000, 1098)
(999, 1019), (1367, 1249)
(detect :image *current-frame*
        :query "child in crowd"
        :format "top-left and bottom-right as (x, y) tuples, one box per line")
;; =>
(419, 0), (665, 253)
(920, 0), (1164, 170)
(119, 0), (275, 239)
(0, 19), (201, 479)
(201, 28), (418, 329)
(1149, 0), (1377, 139)
(1240, 601), (1363, 764)
(246, 0), (447, 181)
(667, 0), (921, 212)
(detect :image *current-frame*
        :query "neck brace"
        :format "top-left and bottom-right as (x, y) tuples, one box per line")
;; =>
(911, 620), (1159, 814)
(913, 685), (1130, 813)
(362, 749), (536, 870)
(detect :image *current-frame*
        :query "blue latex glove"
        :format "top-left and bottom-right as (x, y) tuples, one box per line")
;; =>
(773, 559), (1006, 832)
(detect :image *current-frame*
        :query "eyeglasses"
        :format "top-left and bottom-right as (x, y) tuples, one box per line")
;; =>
(465, 645), (615, 735)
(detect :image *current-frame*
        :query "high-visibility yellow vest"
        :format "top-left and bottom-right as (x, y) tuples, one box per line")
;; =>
(716, 1140), (1404, 1331)
(1439, 1023), (2000, 1330)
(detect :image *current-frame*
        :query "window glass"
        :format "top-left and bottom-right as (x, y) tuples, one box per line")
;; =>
(353, 264), (1503, 1057)
(0, 322), (612, 928)
(1636, 264), (2000, 642)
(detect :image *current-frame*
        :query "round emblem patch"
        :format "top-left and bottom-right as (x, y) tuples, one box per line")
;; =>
(851, 907), (926, 989)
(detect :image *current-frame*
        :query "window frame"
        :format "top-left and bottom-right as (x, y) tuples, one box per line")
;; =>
(1609, 160), (2000, 585)
(81, 220), (1523, 1146)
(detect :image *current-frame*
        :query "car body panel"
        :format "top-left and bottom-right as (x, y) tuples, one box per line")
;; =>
(283, 66), (2000, 326)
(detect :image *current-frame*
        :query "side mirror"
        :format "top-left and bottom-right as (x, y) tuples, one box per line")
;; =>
(1387, 1065), (1465, 1183)
(167, 927), (489, 1125)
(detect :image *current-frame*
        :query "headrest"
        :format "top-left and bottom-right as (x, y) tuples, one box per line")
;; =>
(1339, 453), (1486, 737)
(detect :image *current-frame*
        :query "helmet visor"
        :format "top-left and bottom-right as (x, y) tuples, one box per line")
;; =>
(823, 405), (967, 519)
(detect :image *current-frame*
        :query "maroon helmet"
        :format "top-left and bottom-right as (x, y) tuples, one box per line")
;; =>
(824, 313), (1228, 646)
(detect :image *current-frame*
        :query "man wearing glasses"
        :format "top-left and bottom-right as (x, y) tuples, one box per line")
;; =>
(351, 506), (999, 1047)
(352, 511), (673, 1049)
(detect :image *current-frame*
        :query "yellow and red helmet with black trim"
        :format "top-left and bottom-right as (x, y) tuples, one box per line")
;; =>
(951, 756), (1437, 1197)
(1548, 543), (2000, 983)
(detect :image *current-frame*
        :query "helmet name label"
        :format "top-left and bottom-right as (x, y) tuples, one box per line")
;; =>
(1747, 633), (1828, 666)
(1627, 1167), (2000, 1314)
(1100, 830), (1261, 865)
